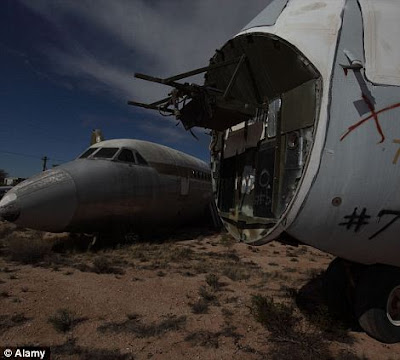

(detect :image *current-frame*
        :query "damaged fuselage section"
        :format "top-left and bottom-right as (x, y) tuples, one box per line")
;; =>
(204, 34), (321, 244)
(130, 33), (322, 245)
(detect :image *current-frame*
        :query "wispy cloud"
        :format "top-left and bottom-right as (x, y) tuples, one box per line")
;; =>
(138, 122), (188, 143)
(20, 0), (268, 103)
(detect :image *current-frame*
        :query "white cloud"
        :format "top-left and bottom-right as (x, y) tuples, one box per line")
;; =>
(21, 0), (268, 103)
(138, 122), (188, 143)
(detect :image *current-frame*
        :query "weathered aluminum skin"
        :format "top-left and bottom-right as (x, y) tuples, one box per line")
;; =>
(217, 0), (400, 266)
(0, 139), (212, 233)
(1, 169), (77, 232)
(287, 0), (400, 267)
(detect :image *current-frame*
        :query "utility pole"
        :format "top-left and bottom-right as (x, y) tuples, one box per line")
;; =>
(42, 156), (48, 172)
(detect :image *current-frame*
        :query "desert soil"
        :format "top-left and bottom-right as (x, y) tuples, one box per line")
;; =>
(0, 221), (399, 360)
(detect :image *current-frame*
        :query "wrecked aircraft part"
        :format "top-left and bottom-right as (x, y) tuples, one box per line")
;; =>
(196, 35), (321, 245)
(129, 0), (400, 265)
(131, 33), (321, 245)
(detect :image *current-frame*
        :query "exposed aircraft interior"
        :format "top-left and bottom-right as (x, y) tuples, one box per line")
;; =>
(129, 33), (322, 243)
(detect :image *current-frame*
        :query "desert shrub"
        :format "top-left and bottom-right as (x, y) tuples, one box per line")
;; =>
(51, 338), (134, 360)
(250, 295), (297, 337)
(249, 294), (357, 360)
(198, 286), (217, 302)
(280, 285), (298, 299)
(307, 305), (352, 343)
(0, 223), (16, 240)
(92, 256), (124, 275)
(190, 299), (209, 314)
(205, 274), (221, 291)
(49, 309), (75, 333)
(167, 246), (193, 262)
(0, 313), (28, 331)
(48, 309), (86, 333)
(0, 290), (10, 298)
(221, 308), (234, 317)
(267, 330), (329, 360)
(185, 330), (219, 348)
(6, 235), (51, 264)
(222, 266), (250, 281)
(185, 326), (242, 349)
(98, 314), (186, 338)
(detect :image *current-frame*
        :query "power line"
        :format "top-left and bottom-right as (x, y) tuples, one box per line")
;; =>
(0, 149), (69, 163)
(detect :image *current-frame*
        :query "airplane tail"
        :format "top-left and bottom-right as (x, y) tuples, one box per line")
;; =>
(90, 129), (104, 145)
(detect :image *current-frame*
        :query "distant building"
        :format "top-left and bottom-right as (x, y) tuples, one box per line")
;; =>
(4, 177), (25, 186)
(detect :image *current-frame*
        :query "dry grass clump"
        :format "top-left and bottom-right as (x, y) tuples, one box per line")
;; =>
(308, 305), (352, 343)
(6, 234), (52, 264)
(0, 313), (29, 332)
(185, 330), (220, 348)
(190, 299), (210, 314)
(48, 309), (86, 333)
(168, 246), (194, 262)
(92, 256), (125, 275)
(250, 295), (298, 337)
(198, 285), (217, 303)
(205, 273), (222, 291)
(1, 290), (10, 298)
(98, 314), (186, 338)
(190, 274), (223, 314)
(184, 325), (242, 349)
(127, 242), (194, 266)
(190, 287), (216, 314)
(0, 222), (17, 240)
(250, 294), (330, 359)
(222, 266), (250, 281)
(52, 338), (134, 360)
(250, 294), (361, 360)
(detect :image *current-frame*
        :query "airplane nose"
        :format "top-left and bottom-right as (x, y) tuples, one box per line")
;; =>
(0, 169), (77, 232)
(0, 192), (20, 222)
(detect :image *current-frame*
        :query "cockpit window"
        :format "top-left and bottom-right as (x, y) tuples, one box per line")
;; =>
(79, 148), (97, 159)
(135, 152), (148, 166)
(92, 147), (119, 159)
(118, 149), (136, 163)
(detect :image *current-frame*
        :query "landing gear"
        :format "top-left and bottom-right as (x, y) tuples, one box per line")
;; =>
(89, 230), (127, 250)
(325, 259), (400, 343)
(354, 265), (400, 343)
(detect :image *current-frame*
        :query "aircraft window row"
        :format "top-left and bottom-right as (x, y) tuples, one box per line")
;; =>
(136, 152), (148, 166)
(79, 147), (148, 166)
(191, 170), (211, 181)
(93, 147), (119, 159)
(117, 149), (136, 163)
(79, 148), (97, 158)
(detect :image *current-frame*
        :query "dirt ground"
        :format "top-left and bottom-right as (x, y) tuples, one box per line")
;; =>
(0, 221), (399, 360)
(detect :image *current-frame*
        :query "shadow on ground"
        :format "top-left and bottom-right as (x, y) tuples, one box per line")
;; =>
(295, 269), (362, 343)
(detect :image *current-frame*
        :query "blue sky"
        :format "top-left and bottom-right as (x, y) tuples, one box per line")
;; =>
(0, 0), (267, 177)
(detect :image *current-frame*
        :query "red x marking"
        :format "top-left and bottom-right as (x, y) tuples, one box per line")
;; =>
(340, 97), (400, 143)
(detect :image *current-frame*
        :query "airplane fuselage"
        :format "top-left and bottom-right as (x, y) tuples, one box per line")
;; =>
(0, 139), (213, 233)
